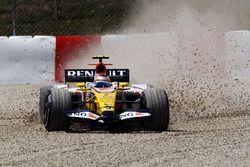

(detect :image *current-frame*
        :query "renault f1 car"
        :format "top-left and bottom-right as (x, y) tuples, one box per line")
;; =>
(39, 55), (169, 131)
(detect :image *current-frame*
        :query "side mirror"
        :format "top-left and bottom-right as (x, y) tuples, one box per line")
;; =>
(76, 83), (85, 90)
(119, 82), (129, 88)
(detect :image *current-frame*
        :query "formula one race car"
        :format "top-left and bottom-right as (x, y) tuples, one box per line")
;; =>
(39, 55), (169, 131)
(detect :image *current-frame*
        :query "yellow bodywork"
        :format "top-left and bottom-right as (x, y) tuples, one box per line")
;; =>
(93, 91), (116, 115)
(76, 83), (117, 115)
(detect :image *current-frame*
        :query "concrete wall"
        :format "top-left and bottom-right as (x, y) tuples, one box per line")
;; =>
(0, 36), (55, 83)
(225, 31), (250, 80)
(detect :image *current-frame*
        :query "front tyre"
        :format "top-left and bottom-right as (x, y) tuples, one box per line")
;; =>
(39, 85), (53, 123)
(44, 88), (71, 131)
(141, 88), (169, 131)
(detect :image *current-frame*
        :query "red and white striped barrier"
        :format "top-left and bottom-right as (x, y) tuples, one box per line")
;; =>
(0, 31), (250, 83)
(0, 35), (100, 83)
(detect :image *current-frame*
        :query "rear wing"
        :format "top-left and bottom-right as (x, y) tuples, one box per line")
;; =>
(65, 69), (129, 82)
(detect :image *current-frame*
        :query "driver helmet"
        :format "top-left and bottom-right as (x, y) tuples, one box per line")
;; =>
(94, 75), (111, 82)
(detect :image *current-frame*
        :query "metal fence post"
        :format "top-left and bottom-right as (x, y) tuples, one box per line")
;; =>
(54, 0), (58, 21)
(11, 0), (16, 36)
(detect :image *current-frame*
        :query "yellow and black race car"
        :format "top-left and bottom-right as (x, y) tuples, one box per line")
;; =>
(39, 55), (169, 131)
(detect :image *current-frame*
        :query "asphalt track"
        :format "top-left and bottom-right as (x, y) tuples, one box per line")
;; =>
(0, 84), (250, 166)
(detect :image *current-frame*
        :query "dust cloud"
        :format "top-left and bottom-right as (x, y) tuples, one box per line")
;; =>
(123, 0), (250, 33)
(68, 0), (250, 120)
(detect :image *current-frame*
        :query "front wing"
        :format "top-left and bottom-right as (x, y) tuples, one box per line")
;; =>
(66, 109), (151, 123)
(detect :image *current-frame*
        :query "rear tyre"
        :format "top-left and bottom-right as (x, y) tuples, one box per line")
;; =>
(44, 88), (71, 131)
(39, 85), (53, 123)
(141, 88), (169, 131)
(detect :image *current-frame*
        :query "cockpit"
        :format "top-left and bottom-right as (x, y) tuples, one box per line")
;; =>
(92, 81), (113, 88)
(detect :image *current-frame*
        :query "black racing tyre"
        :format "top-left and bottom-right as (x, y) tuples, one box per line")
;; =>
(44, 88), (71, 131)
(141, 88), (169, 131)
(39, 85), (53, 124)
